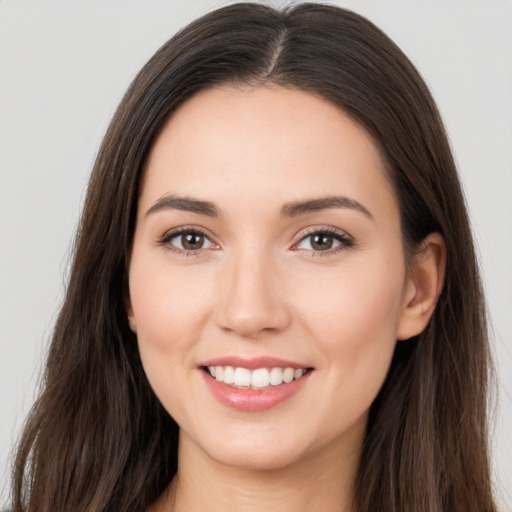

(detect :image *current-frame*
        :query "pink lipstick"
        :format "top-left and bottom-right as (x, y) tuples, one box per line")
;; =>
(199, 356), (313, 411)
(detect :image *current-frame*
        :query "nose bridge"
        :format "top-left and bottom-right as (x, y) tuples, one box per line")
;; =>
(216, 240), (290, 337)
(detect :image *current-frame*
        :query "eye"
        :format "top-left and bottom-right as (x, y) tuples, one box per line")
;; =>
(159, 228), (217, 254)
(294, 229), (353, 254)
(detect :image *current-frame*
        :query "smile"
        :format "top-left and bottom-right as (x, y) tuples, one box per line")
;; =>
(200, 358), (314, 411)
(206, 365), (309, 389)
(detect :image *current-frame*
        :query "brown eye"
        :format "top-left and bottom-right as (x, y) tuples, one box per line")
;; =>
(310, 233), (334, 251)
(182, 232), (205, 250)
(295, 229), (352, 254)
(166, 230), (215, 252)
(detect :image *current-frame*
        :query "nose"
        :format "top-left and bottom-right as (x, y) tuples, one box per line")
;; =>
(215, 249), (291, 338)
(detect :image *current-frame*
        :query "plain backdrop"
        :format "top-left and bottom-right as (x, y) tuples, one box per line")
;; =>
(1, 0), (511, 508)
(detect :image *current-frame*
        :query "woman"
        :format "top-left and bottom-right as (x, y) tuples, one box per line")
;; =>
(10, 3), (498, 511)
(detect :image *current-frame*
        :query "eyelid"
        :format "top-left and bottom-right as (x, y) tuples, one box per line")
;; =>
(291, 226), (354, 255)
(156, 224), (354, 257)
(157, 225), (220, 255)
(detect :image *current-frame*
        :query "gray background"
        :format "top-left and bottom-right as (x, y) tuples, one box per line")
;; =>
(1, 0), (511, 508)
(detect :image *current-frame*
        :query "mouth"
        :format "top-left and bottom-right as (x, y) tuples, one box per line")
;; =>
(202, 365), (312, 390)
(199, 357), (314, 411)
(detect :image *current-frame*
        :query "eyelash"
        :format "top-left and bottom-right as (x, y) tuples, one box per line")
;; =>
(293, 227), (354, 257)
(157, 226), (354, 257)
(157, 226), (215, 257)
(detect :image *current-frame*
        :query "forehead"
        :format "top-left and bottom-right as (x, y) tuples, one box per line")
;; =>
(140, 85), (396, 218)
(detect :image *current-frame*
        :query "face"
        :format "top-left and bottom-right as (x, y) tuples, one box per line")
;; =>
(128, 85), (414, 470)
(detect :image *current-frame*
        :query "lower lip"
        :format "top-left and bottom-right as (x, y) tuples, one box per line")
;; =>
(201, 370), (312, 412)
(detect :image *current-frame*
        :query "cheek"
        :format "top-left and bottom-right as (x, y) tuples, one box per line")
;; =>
(294, 255), (405, 340)
(291, 253), (405, 395)
(128, 260), (217, 420)
(285, 258), (405, 446)
(130, 257), (214, 342)
(128, 253), (218, 400)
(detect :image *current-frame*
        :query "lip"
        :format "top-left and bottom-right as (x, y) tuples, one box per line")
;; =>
(199, 356), (313, 412)
(199, 356), (309, 370)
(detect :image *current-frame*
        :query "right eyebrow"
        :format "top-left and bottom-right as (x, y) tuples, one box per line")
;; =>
(145, 194), (221, 218)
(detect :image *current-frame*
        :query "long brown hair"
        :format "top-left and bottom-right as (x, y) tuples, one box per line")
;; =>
(12, 3), (497, 511)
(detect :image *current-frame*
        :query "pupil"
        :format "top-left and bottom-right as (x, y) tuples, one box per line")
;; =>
(311, 234), (333, 251)
(183, 233), (203, 250)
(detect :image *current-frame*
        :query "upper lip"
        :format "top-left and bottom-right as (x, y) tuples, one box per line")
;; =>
(199, 356), (311, 370)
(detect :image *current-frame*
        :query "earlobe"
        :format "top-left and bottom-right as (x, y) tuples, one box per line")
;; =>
(125, 298), (137, 333)
(397, 233), (446, 341)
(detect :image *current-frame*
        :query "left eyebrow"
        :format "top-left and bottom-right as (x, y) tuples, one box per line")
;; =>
(145, 194), (221, 218)
(280, 195), (374, 221)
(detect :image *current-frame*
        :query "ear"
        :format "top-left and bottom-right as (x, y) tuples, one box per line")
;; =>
(125, 297), (137, 333)
(397, 233), (446, 341)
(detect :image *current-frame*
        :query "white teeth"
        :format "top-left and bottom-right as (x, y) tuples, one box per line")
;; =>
(223, 366), (235, 384)
(234, 367), (252, 387)
(251, 368), (270, 388)
(207, 365), (308, 389)
(269, 367), (283, 385)
(283, 367), (295, 383)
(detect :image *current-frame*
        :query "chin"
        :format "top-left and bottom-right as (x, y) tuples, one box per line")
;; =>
(187, 427), (310, 471)
(213, 444), (304, 471)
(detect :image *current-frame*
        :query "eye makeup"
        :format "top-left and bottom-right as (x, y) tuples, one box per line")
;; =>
(156, 224), (355, 258)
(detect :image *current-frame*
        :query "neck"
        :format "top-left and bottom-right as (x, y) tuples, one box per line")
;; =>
(153, 428), (362, 512)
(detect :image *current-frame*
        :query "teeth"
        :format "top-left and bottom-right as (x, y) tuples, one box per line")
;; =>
(206, 365), (308, 389)
(223, 365), (235, 384)
(282, 368), (294, 383)
(269, 367), (283, 385)
(234, 367), (251, 387)
(251, 368), (270, 388)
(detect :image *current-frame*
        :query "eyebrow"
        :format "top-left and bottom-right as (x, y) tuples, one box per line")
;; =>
(280, 196), (374, 221)
(145, 193), (373, 221)
(145, 194), (221, 218)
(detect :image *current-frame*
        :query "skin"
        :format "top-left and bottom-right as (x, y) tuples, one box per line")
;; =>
(127, 85), (445, 512)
